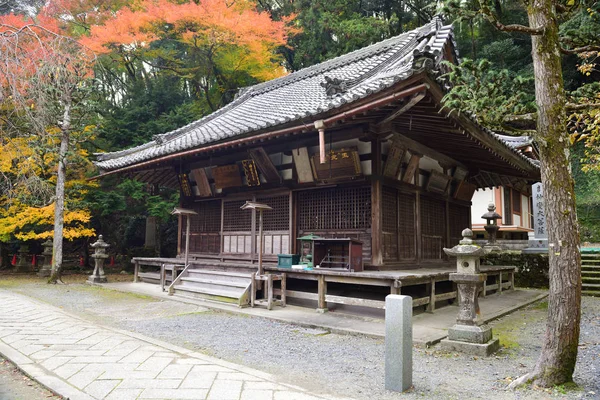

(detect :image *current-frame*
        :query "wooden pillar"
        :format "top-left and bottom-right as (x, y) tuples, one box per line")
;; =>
(426, 278), (436, 313)
(498, 272), (503, 294)
(415, 191), (421, 263)
(371, 138), (383, 267)
(317, 275), (327, 313)
(177, 214), (182, 256)
(133, 260), (139, 283)
(219, 200), (225, 261)
(281, 273), (287, 307)
(510, 271), (515, 291)
(250, 195), (257, 262)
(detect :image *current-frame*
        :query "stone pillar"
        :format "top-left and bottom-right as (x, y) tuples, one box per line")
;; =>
(14, 245), (33, 273)
(87, 235), (109, 284)
(385, 295), (412, 392)
(38, 239), (53, 277)
(441, 228), (500, 356)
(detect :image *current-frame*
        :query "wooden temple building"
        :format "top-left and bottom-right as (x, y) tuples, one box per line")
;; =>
(94, 17), (540, 312)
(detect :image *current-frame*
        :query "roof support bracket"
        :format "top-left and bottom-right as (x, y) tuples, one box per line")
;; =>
(376, 91), (426, 127)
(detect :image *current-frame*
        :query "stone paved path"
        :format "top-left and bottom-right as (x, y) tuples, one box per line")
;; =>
(0, 290), (345, 400)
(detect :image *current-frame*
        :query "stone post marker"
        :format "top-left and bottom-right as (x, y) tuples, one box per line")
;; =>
(87, 235), (109, 284)
(38, 239), (53, 277)
(385, 294), (412, 392)
(441, 228), (500, 356)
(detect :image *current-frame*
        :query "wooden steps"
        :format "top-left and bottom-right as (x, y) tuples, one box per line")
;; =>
(173, 269), (253, 307)
(581, 254), (600, 296)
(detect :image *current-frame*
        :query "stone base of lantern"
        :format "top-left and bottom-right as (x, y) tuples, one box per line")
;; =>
(87, 274), (107, 284)
(441, 324), (499, 356)
(37, 266), (52, 277)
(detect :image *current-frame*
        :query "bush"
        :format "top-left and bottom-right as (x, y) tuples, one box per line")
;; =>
(482, 251), (549, 288)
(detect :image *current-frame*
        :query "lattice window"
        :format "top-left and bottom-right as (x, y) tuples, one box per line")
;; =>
(449, 203), (470, 246)
(398, 192), (416, 259)
(188, 200), (221, 233)
(223, 200), (252, 231)
(256, 194), (290, 231)
(420, 196), (446, 260)
(382, 188), (397, 233)
(298, 186), (371, 231)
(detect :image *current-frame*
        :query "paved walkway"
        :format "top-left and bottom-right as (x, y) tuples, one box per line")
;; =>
(0, 290), (346, 400)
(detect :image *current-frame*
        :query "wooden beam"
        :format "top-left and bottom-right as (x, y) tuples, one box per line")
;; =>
(248, 147), (280, 183)
(402, 154), (421, 184)
(388, 130), (466, 169)
(291, 147), (314, 183)
(377, 92), (427, 126)
(190, 168), (212, 197)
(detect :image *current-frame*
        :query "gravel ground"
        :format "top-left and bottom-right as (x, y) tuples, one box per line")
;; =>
(0, 356), (60, 400)
(2, 274), (599, 400)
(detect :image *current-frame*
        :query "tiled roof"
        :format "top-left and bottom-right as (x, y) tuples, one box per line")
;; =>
(94, 17), (538, 174)
(495, 134), (534, 149)
(95, 17), (453, 171)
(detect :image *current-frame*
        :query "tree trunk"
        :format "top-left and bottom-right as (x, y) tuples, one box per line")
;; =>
(48, 101), (71, 284)
(511, 0), (581, 388)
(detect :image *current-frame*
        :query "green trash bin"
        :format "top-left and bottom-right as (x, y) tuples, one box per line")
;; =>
(277, 254), (300, 268)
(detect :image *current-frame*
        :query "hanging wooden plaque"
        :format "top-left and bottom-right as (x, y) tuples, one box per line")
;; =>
(242, 159), (261, 187)
(402, 154), (421, 183)
(212, 164), (242, 189)
(383, 140), (406, 178)
(454, 180), (477, 201)
(190, 168), (212, 197)
(177, 173), (193, 197)
(310, 148), (361, 181)
(426, 170), (452, 195)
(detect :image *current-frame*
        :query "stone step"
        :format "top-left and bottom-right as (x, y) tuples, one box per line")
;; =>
(582, 283), (600, 289)
(186, 269), (253, 285)
(582, 277), (600, 283)
(581, 265), (600, 270)
(583, 290), (600, 297)
(582, 270), (600, 276)
(180, 276), (249, 289)
(173, 284), (247, 304)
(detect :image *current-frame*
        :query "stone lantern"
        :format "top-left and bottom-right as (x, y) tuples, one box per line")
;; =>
(87, 235), (109, 284)
(14, 244), (33, 273)
(481, 203), (502, 252)
(441, 228), (499, 356)
(38, 239), (53, 277)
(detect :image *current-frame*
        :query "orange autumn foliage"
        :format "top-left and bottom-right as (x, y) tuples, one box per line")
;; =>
(80, 0), (294, 81)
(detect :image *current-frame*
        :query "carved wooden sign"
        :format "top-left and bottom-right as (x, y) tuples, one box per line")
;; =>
(177, 173), (193, 197)
(190, 168), (212, 197)
(310, 148), (361, 181)
(242, 159), (260, 187)
(454, 180), (477, 201)
(383, 140), (406, 178)
(212, 164), (242, 189)
(426, 170), (452, 195)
